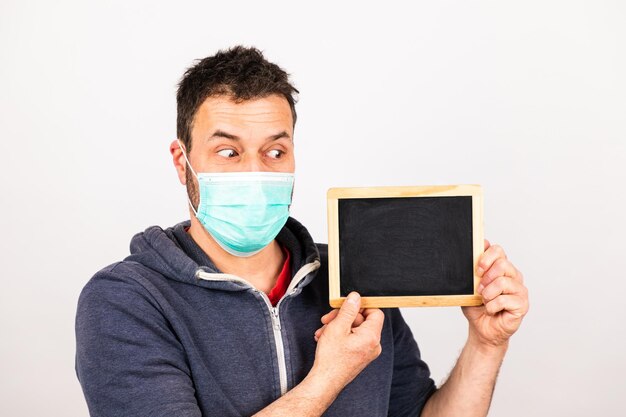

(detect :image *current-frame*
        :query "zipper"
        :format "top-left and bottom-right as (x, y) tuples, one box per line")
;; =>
(258, 291), (288, 396)
(195, 259), (321, 397)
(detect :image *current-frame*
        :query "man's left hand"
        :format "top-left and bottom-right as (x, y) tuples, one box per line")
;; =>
(462, 239), (529, 348)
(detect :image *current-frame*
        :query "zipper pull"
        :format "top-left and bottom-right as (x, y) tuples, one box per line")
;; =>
(271, 308), (282, 331)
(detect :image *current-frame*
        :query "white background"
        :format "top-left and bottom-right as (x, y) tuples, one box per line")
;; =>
(1, 1), (625, 416)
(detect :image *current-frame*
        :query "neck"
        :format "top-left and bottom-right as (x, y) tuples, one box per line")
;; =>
(187, 213), (285, 293)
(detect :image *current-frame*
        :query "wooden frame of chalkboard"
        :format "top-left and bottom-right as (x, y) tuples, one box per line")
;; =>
(327, 185), (484, 308)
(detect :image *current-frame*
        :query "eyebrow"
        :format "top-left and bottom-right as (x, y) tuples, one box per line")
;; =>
(209, 130), (291, 141)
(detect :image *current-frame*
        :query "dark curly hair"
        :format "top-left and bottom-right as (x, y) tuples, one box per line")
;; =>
(176, 46), (299, 151)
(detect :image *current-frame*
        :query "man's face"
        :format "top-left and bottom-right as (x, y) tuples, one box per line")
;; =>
(173, 94), (295, 209)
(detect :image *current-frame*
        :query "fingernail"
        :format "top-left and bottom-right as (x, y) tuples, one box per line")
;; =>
(476, 267), (484, 276)
(347, 292), (359, 304)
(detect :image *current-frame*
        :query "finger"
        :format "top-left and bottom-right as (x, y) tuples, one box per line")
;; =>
(315, 325), (325, 337)
(320, 309), (364, 324)
(484, 294), (528, 317)
(478, 259), (522, 293)
(322, 308), (365, 325)
(352, 308), (385, 337)
(352, 313), (365, 327)
(316, 313), (367, 340)
(329, 292), (362, 332)
(484, 238), (491, 251)
(476, 244), (507, 277)
(484, 258), (521, 282)
(481, 276), (527, 303)
(314, 324), (327, 341)
(321, 309), (339, 324)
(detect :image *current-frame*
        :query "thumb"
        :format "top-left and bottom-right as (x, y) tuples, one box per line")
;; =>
(332, 292), (361, 330)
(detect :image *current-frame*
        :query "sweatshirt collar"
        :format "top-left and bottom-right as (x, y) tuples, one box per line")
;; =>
(125, 217), (320, 291)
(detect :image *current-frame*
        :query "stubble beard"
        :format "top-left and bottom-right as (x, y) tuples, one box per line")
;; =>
(185, 168), (200, 213)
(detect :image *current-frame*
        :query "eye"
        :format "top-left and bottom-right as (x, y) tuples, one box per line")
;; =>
(266, 149), (284, 159)
(217, 148), (238, 158)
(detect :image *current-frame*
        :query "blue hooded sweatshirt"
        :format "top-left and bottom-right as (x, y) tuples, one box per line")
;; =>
(75, 217), (436, 416)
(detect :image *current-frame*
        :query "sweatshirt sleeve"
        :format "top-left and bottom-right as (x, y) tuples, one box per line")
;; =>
(387, 308), (437, 417)
(75, 267), (201, 417)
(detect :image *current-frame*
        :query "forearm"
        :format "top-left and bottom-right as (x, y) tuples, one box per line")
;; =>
(420, 336), (508, 417)
(252, 369), (342, 417)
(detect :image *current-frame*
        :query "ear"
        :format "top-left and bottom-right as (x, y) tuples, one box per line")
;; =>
(170, 139), (187, 185)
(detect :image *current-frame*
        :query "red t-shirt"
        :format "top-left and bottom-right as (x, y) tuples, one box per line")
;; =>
(267, 245), (292, 306)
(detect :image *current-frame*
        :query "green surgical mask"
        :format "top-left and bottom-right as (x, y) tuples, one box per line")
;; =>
(178, 140), (294, 257)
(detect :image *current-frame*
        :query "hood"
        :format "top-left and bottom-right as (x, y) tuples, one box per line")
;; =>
(123, 217), (321, 290)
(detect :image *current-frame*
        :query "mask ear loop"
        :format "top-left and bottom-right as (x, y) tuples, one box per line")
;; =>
(177, 139), (200, 216)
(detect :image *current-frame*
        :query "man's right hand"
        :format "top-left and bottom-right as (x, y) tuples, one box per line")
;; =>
(252, 292), (385, 416)
(309, 292), (385, 392)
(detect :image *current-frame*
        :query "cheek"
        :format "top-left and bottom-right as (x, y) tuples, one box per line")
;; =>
(282, 152), (296, 172)
(265, 155), (295, 172)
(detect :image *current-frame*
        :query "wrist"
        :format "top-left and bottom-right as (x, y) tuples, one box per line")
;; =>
(302, 365), (344, 406)
(466, 331), (510, 357)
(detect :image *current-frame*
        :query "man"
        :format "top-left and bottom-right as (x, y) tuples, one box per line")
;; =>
(76, 46), (529, 416)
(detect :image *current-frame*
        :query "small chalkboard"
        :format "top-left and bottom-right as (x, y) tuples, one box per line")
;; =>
(327, 185), (484, 308)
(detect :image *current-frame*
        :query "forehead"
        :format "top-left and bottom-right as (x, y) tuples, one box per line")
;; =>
(192, 94), (293, 139)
